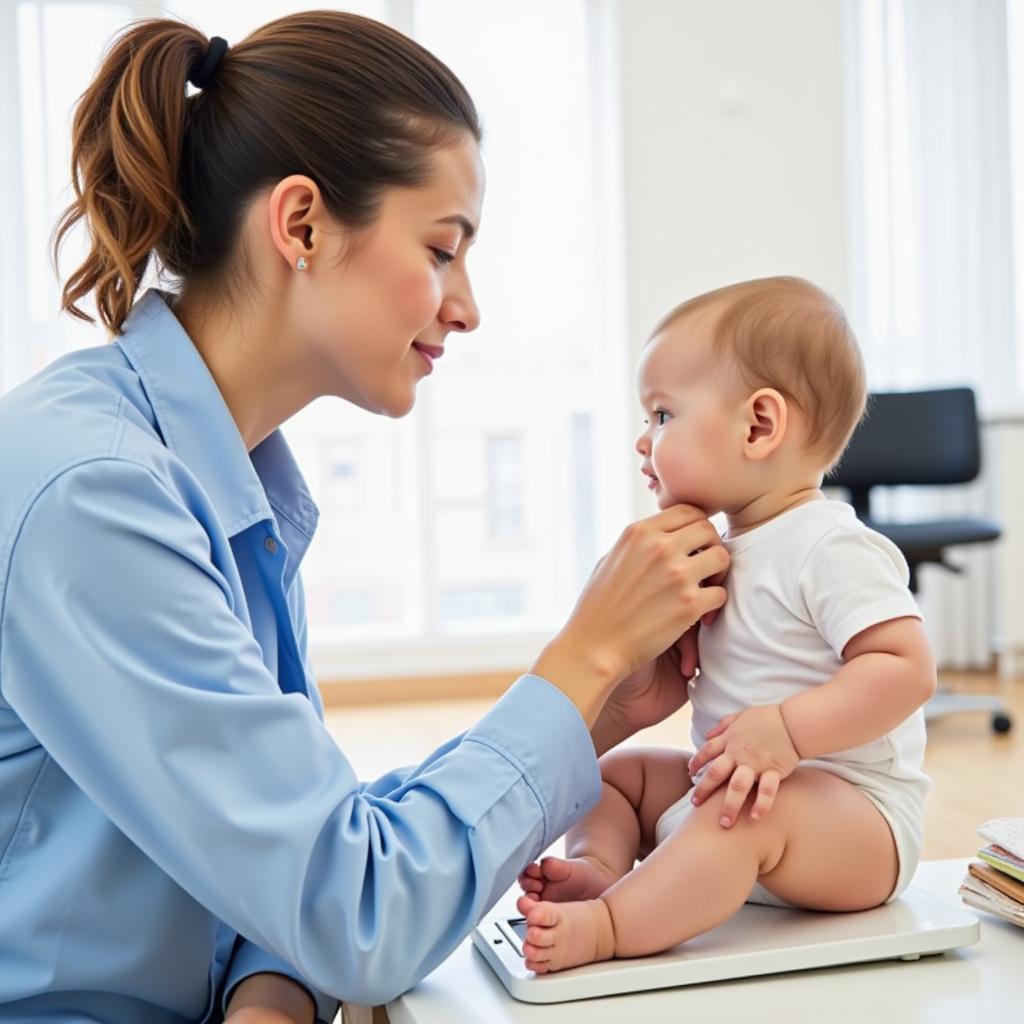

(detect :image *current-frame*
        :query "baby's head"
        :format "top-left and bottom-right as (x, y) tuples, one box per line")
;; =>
(636, 276), (866, 516)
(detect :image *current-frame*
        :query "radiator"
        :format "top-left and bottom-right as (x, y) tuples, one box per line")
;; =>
(986, 417), (1024, 677)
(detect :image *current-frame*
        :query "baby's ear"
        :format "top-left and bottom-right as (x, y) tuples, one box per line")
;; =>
(743, 388), (788, 459)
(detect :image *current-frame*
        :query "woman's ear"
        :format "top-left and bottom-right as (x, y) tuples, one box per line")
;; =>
(268, 174), (324, 269)
(743, 388), (788, 460)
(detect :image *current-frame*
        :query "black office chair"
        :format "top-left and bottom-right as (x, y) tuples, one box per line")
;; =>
(827, 387), (1013, 734)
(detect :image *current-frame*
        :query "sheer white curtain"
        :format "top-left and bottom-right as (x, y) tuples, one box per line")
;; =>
(844, 0), (1018, 668)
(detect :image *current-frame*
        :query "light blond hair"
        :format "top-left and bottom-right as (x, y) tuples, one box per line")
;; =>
(652, 276), (866, 470)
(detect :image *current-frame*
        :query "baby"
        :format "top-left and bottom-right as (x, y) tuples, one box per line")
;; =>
(516, 276), (936, 972)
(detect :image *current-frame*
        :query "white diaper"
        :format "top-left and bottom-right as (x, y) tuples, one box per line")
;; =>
(653, 766), (922, 909)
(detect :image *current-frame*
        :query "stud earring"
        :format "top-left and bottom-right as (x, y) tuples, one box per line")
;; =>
(296, 257), (308, 271)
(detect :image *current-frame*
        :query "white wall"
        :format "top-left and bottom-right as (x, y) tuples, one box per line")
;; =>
(613, 0), (850, 513)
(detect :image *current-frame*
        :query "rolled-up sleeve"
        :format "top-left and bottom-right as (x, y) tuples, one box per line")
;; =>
(0, 458), (601, 1006)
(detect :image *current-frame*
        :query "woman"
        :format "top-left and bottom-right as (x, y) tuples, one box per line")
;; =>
(0, 12), (728, 1024)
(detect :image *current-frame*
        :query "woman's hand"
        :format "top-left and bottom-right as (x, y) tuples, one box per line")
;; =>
(686, 705), (801, 827)
(532, 504), (729, 729)
(590, 626), (697, 757)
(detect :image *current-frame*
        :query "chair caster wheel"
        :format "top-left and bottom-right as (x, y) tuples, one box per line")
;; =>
(992, 713), (1013, 735)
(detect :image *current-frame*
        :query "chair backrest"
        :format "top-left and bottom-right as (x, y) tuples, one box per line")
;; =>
(827, 388), (982, 494)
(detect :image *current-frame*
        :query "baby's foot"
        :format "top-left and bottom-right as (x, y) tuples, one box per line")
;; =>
(517, 855), (620, 903)
(514, 894), (616, 973)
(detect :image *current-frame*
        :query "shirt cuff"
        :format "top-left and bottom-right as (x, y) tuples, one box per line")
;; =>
(462, 673), (602, 851)
(223, 939), (340, 1023)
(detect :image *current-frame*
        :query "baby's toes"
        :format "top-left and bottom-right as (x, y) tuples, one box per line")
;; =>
(538, 856), (573, 882)
(525, 901), (559, 927)
(523, 862), (543, 879)
(526, 924), (556, 947)
(524, 946), (557, 970)
(516, 893), (542, 916)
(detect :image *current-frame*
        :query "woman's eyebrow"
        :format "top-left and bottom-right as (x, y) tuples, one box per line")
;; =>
(434, 214), (476, 241)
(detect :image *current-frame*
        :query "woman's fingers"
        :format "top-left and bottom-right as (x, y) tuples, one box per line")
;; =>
(677, 626), (700, 678)
(673, 518), (725, 558)
(546, 505), (730, 704)
(650, 502), (715, 533)
(700, 566), (730, 626)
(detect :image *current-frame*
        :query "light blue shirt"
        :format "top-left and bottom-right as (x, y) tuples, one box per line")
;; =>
(0, 289), (602, 1022)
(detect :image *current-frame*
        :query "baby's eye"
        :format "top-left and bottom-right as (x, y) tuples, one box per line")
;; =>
(654, 409), (672, 426)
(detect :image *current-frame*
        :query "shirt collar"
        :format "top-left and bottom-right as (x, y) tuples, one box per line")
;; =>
(116, 288), (319, 545)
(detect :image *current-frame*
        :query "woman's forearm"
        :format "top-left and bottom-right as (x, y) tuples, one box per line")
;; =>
(530, 634), (622, 731)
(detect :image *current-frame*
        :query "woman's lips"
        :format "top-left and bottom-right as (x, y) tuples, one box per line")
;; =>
(412, 342), (443, 373)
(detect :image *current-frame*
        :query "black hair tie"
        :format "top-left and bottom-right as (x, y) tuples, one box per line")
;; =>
(188, 36), (228, 90)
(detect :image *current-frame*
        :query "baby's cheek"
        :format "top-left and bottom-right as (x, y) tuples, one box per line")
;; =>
(653, 432), (690, 479)
(654, 454), (694, 501)
(654, 441), (719, 507)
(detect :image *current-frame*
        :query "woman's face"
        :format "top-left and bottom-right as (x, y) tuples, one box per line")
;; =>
(284, 133), (485, 417)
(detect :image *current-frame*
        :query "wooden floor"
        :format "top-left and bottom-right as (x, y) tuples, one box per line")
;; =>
(325, 670), (1023, 860)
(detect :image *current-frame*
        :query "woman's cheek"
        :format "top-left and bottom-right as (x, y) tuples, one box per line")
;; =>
(398, 268), (444, 332)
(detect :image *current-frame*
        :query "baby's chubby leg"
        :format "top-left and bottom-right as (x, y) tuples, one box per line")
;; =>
(518, 747), (693, 904)
(518, 767), (898, 973)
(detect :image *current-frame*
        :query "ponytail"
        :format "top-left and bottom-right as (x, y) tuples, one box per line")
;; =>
(52, 20), (206, 337)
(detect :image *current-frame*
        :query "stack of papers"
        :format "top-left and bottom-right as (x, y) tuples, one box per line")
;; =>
(959, 817), (1024, 927)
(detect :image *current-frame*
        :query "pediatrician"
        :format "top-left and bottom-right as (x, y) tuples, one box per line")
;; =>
(0, 12), (728, 1024)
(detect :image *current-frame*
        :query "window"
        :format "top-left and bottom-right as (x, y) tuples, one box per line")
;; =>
(486, 436), (524, 542)
(1, 0), (631, 677)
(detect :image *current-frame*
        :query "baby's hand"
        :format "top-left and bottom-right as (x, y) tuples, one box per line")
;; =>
(687, 705), (800, 827)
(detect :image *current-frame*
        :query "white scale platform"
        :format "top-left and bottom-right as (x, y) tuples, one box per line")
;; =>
(472, 885), (980, 1004)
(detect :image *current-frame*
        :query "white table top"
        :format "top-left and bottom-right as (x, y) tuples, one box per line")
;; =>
(386, 859), (1023, 1022)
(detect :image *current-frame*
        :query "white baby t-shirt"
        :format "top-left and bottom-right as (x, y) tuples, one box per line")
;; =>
(691, 499), (930, 803)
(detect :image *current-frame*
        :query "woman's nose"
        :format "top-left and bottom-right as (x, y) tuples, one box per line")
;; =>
(440, 288), (480, 333)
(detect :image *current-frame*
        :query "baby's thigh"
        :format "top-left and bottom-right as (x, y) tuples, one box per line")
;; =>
(756, 767), (899, 911)
(599, 747), (694, 855)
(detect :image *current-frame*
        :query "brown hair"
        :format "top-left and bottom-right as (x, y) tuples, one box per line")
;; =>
(653, 276), (867, 469)
(51, 11), (482, 337)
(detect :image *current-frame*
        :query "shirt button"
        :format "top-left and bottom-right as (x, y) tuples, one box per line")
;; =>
(264, 537), (278, 555)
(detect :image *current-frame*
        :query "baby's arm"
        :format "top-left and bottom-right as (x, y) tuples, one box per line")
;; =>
(688, 615), (935, 827)
(779, 615), (936, 759)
